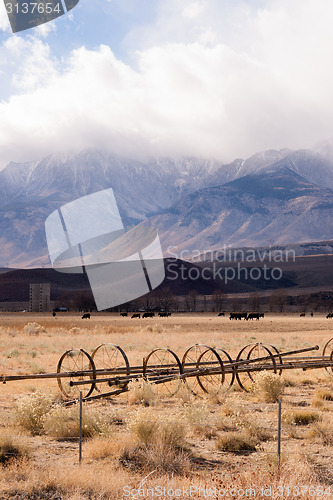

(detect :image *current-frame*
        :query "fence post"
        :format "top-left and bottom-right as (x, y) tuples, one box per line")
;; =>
(79, 391), (83, 464)
(277, 399), (282, 469)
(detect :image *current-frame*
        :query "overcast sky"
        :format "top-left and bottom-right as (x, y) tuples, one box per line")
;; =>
(0, 0), (333, 168)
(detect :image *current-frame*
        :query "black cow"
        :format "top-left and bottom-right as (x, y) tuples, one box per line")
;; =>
(82, 313), (91, 319)
(326, 313), (333, 319)
(158, 312), (171, 317)
(230, 312), (247, 320)
(300, 313), (305, 317)
(246, 312), (260, 321)
(131, 313), (141, 319)
(143, 312), (155, 318)
(218, 312), (225, 317)
(120, 313), (128, 317)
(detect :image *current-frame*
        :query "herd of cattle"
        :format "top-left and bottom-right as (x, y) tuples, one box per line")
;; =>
(120, 311), (264, 320)
(228, 312), (265, 321)
(119, 312), (172, 319)
(79, 311), (333, 319)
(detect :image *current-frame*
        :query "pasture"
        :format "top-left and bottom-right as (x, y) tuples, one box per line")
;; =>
(0, 312), (332, 499)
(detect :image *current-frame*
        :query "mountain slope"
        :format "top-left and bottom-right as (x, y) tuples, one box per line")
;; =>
(1, 147), (333, 266)
(0, 150), (219, 266)
(149, 167), (333, 255)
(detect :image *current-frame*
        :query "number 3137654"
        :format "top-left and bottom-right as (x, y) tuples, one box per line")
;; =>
(5, 3), (61, 14)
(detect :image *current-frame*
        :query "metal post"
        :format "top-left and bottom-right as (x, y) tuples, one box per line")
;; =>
(79, 391), (83, 464)
(277, 399), (282, 469)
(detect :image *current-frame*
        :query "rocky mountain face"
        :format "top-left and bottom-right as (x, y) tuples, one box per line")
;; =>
(1, 147), (333, 266)
(149, 166), (333, 255)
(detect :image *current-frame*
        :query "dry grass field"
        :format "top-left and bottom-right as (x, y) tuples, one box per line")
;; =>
(0, 312), (332, 499)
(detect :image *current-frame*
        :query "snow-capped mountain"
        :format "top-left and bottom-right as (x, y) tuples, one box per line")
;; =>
(1, 147), (333, 266)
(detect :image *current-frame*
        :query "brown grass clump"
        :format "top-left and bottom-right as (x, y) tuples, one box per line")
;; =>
(128, 408), (187, 449)
(23, 322), (46, 335)
(254, 371), (284, 402)
(85, 434), (133, 460)
(216, 430), (259, 452)
(15, 391), (52, 435)
(314, 388), (333, 401)
(308, 421), (333, 446)
(0, 433), (29, 466)
(123, 407), (189, 474)
(120, 443), (190, 475)
(127, 379), (157, 406)
(184, 402), (214, 437)
(283, 409), (320, 426)
(43, 405), (112, 439)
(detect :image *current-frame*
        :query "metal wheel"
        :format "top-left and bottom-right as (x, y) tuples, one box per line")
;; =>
(57, 348), (96, 399)
(323, 337), (333, 375)
(214, 347), (235, 388)
(182, 344), (224, 396)
(235, 343), (277, 391)
(143, 348), (183, 397)
(91, 343), (130, 392)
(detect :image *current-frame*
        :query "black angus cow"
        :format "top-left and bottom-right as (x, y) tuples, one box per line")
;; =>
(300, 313), (305, 317)
(326, 313), (333, 319)
(158, 312), (171, 317)
(229, 312), (247, 320)
(82, 313), (91, 319)
(131, 313), (141, 319)
(218, 312), (225, 317)
(246, 312), (260, 321)
(143, 312), (155, 318)
(120, 313), (128, 317)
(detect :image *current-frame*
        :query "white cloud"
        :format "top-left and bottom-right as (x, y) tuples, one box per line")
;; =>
(0, 0), (10, 32)
(1, 0), (333, 167)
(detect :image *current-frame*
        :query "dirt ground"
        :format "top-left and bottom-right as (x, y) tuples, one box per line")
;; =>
(0, 312), (332, 499)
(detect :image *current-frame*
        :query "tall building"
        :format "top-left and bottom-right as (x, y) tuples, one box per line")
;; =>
(29, 283), (51, 312)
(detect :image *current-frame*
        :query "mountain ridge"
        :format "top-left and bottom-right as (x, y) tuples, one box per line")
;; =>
(1, 147), (333, 266)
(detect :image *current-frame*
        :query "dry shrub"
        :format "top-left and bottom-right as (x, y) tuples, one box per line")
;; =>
(69, 327), (81, 335)
(128, 407), (187, 449)
(184, 402), (215, 438)
(120, 443), (190, 475)
(85, 434), (133, 460)
(254, 371), (284, 402)
(308, 421), (333, 446)
(176, 382), (192, 404)
(23, 322), (46, 336)
(283, 409), (320, 426)
(123, 407), (189, 475)
(216, 430), (259, 452)
(15, 391), (52, 435)
(0, 433), (29, 466)
(127, 379), (156, 406)
(43, 405), (111, 439)
(314, 388), (333, 401)
(237, 416), (271, 442)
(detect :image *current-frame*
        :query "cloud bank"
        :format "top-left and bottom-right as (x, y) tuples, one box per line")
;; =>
(0, 0), (333, 167)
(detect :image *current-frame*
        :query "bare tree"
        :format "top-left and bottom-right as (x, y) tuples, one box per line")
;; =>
(248, 292), (262, 312)
(188, 290), (198, 311)
(213, 290), (225, 312)
(152, 287), (175, 312)
(269, 289), (287, 313)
